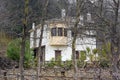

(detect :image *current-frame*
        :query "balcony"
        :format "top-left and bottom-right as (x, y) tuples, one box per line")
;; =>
(49, 22), (68, 46)
(50, 36), (67, 46)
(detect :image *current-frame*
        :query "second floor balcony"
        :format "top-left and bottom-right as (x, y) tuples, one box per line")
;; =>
(50, 27), (67, 46)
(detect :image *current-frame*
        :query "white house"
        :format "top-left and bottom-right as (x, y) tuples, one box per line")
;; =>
(29, 8), (96, 62)
(29, 17), (96, 62)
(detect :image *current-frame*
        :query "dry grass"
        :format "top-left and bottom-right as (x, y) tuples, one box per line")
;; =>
(0, 31), (12, 57)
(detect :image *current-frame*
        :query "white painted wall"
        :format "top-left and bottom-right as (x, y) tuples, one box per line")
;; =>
(45, 45), (72, 61)
(30, 24), (96, 61)
(30, 31), (34, 48)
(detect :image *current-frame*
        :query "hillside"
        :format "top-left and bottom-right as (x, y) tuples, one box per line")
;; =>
(0, 0), (72, 37)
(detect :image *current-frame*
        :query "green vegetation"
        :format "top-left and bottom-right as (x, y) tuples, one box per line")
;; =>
(45, 58), (72, 70)
(7, 38), (33, 68)
(45, 58), (63, 68)
(80, 51), (86, 62)
(98, 43), (111, 68)
(6, 39), (111, 69)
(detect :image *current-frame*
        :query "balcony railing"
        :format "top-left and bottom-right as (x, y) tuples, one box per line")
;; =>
(50, 36), (67, 46)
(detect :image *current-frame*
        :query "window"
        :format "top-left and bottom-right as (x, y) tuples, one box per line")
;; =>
(40, 46), (45, 63)
(75, 51), (79, 59)
(51, 27), (67, 37)
(71, 31), (75, 37)
(55, 50), (61, 61)
(33, 46), (45, 64)
(58, 28), (62, 36)
(64, 28), (67, 36)
(33, 48), (38, 58)
(51, 28), (57, 36)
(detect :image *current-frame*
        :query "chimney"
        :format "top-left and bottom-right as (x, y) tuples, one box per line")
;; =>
(87, 13), (92, 22)
(79, 15), (84, 25)
(32, 23), (35, 30)
(61, 9), (66, 19)
(80, 15), (83, 21)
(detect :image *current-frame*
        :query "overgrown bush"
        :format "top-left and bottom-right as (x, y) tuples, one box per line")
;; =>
(45, 58), (72, 69)
(63, 60), (72, 69)
(77, 60), (85, 68)
(45, 58), (57, 68)
(99, 60), (110, 68)
(79, 51), (86, 62)
(7, 38), (34, 68)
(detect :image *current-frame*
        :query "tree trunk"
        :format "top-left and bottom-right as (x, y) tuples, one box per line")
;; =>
(72, 0), (82, 80)
(19, 34), (25, 80)
(19, 0), (29, 80)
(111, 0), (119, 80)
(36, 0), (49, 80)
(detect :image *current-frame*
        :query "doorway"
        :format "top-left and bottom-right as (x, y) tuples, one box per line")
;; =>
(55, 50), (61, 61)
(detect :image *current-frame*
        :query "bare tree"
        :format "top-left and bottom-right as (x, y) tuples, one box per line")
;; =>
(110, 0), (120, 80)
(72, 0), (84, 80)
(36, 0), (49, 80)
(19, 0), (29, 80)
(91, 0), (120, 79)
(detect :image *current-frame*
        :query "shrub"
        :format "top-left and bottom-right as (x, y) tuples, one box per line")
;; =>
(77, 60), (85, 68)
(7, 38), (33, 68)
(80, 51), (86, 62)
(99, 60), (110, 68)
(45, 58), (62, 68)
(7, 39), (20, 61)
(64, 60), (72, 69)
(45, 58), (56, 68)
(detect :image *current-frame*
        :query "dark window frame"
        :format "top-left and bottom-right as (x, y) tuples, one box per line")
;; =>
(72, 31), (75, 37)
(58, 28), (63, 36)
(75, 51), (79, 59)
(64, 28), (67, 37)
(55, 50), (61, 61)
(51, 27), (67, 37)
(51, 27), (57, 36)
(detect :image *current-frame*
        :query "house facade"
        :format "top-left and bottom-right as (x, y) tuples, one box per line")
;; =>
(29, 18), (96, 62)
